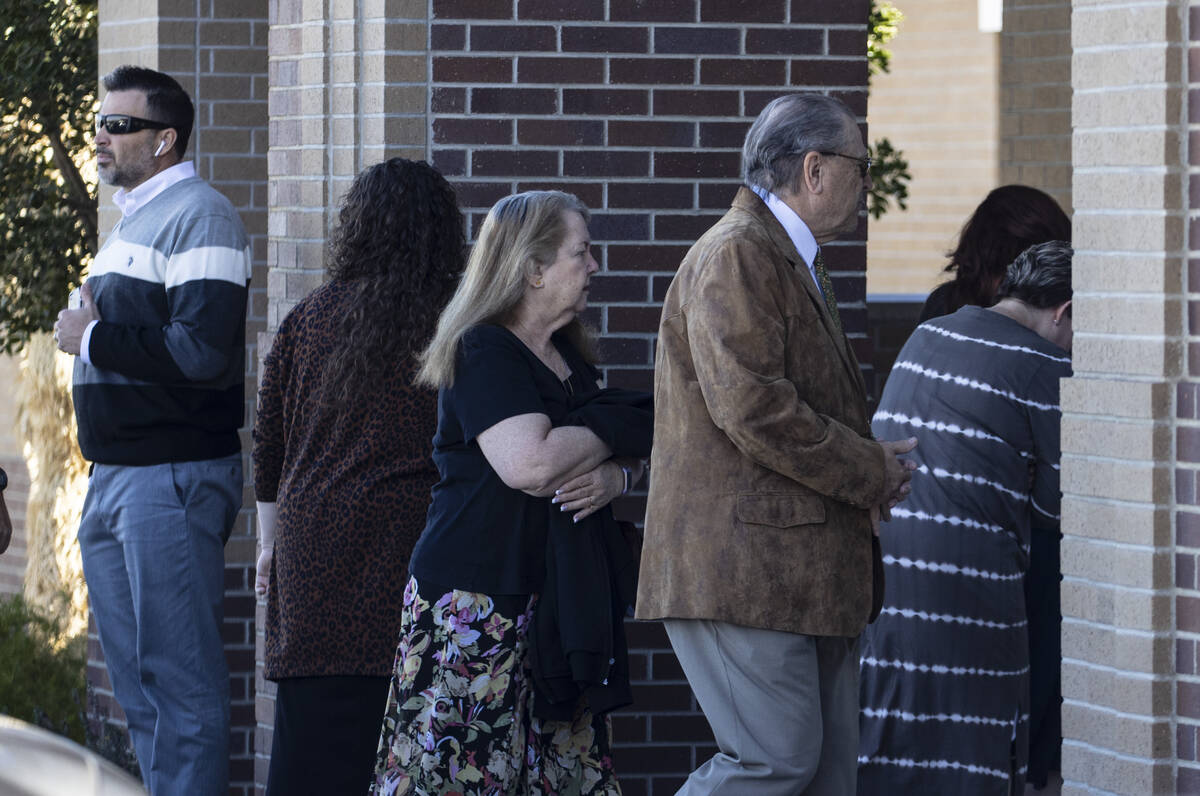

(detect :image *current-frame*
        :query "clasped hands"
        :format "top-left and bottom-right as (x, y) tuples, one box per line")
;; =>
(872, 437), (918, 535)
(552, 458), (640, 524)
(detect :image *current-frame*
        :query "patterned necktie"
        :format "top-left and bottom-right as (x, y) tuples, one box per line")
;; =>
(812, 249), (843, 336)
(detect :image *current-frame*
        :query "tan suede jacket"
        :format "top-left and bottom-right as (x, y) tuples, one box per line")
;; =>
(636, 188), (886, 638)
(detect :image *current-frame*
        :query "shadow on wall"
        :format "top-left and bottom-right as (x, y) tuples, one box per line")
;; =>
(866, 296), (925, 406)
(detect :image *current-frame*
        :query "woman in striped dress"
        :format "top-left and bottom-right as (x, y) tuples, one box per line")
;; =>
(858, 241), (1073, 794)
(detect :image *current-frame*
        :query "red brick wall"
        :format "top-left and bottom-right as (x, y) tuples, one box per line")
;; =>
(426, 2), (870, 791)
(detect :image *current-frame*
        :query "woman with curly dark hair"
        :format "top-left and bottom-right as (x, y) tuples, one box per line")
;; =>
(918, 184), (1070, 322)
(252, 158), (464, 794)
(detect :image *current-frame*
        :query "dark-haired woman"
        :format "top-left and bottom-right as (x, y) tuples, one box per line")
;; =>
(252, 158), (464, 794)
(919, 184), (1070, 322)
(858, 241), (1073, 794)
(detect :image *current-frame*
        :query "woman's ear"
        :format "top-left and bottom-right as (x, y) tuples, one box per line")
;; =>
(529, 268), (544, 289)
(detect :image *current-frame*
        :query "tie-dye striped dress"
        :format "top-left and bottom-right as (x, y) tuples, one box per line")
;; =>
(857, 306), (1071, 795)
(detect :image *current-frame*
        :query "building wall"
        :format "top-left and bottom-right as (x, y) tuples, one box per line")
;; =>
(1000, 0), (1073, 213)
(1061, 0), (1185, 792)
(260, 2), (873, 793)
(865, 0), (1001, 297)
(96, 2), (268, 793)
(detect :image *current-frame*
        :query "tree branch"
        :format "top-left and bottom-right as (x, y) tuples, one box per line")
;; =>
(39, 107), (96, 256)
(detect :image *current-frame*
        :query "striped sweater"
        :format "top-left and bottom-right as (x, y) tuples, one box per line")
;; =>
(72, 176), (252, 465)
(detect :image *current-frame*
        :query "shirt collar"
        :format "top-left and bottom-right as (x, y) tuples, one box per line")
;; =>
(749, 184), (820, 269)
(112, 161), (196, 218)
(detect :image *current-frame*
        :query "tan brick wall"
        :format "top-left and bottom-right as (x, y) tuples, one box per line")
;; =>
(1001, 0), (1073, 212)
(1064, 1), (1186, 793)
(257, 3), (430, 787)
(865, 0), (1001, 296)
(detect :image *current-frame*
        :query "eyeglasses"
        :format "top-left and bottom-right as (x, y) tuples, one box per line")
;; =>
(96, 114), (171, 135)
(819, 151), (873, 178)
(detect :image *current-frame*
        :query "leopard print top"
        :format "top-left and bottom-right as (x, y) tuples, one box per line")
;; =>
(253, 279), (438, 679)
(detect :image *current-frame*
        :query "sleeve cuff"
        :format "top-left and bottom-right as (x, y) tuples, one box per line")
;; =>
(79, 320), (99, 365)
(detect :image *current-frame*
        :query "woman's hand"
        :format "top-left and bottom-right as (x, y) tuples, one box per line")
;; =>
(255, 546), (273, 597)
(552, 460), (625, 523)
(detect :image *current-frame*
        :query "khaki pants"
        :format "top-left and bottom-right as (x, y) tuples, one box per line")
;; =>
(665, 619), (861, 796)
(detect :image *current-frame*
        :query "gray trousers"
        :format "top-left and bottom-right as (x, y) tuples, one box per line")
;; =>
(665, 619), (861, 796)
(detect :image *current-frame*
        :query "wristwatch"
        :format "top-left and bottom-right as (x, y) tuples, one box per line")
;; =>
(0, 466), (7, 492)
(620, 464), (632, 496)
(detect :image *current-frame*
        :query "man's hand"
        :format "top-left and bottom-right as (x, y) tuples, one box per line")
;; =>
(54, 283), (100, 356)
(878, 436), (918, 519)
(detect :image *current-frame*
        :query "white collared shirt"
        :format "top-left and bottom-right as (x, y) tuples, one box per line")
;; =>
(81, 161), (198, 364)
(112, 160), (196, 218)
(749, 184), (825, 300)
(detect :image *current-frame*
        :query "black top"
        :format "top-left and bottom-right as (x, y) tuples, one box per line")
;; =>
(410, 323), (600, 595)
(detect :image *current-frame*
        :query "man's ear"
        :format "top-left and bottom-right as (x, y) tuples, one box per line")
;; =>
(801, 150), (823, 195)
(155, 128), (178, 157)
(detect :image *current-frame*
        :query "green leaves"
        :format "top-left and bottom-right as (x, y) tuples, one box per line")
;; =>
(868, 0), (905, 77)
(0, 0), (97, 354)
(867, 137), (911, 220)
(867, 1), (910, 221)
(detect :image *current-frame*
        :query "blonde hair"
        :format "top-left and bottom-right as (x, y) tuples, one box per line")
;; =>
(417, 190), (595, 388)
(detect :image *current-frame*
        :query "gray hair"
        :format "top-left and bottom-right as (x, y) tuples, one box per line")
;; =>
(742, 93), (858, 194)
(994, 240), (1073, 310)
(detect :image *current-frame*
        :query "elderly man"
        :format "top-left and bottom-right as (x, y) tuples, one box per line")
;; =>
(637, 93), (916, 795)
(53, 66), (250, 795)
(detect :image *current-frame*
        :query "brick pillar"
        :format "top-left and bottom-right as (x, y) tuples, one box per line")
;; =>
(256, 2), (429, 789)
(1180, 5), (1200, 792)
(97, 2), (268, 793)
(1062, 0), (1184, 792)
(1000, 0), (1073, 212)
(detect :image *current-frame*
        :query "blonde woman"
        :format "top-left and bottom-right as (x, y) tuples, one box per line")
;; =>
(372, 191), (649, 796)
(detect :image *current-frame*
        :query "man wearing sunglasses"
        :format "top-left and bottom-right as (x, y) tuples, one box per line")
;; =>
(53, 65), (250, 796)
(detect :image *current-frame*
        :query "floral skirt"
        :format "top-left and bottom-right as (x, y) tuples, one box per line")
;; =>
(371, 576), (621, 796)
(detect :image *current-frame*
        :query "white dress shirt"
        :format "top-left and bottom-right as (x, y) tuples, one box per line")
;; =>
(749, 184), (826, 301)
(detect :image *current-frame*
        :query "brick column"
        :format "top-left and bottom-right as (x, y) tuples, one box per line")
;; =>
(257, 1), (429, 788)
(1062, 0), (1184, 792)
(97, 2), (268, 793)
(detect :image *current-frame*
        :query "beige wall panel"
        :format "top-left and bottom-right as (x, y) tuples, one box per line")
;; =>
(1060, 536), (1172, 589)
(1062, 659), (1172, 715)
(1071, 2), (1179, 48)
(1061, 703), (1171, 758)
(1059, 415), (1169, 459)
(1070, 334), (1180, 378)
(1060, 579), (1171, 629)
(1060, 454), (1170, 502)
(1060, 744), (1173, 795)
(1060, 496), (1170, 545)
(866, 0), (1000, 295)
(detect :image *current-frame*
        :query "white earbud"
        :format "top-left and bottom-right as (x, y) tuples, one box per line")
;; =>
(154, 139), (167, 157)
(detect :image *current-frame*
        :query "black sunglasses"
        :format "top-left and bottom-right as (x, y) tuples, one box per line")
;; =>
(96, 114), (171, 135)
(819, 151), (873, 178)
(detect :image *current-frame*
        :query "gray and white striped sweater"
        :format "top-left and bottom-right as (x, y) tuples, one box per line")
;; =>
(72, 176), (251, 465)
